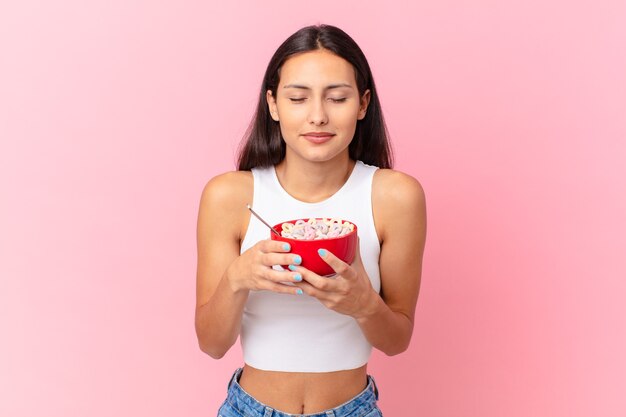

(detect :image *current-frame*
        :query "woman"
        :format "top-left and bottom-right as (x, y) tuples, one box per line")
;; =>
(195, 24), (426, 416)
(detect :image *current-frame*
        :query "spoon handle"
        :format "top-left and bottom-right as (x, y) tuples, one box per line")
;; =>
(247, 204), (281, 236)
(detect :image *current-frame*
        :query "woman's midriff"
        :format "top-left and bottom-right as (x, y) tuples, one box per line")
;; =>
(238, 363), (369, 414)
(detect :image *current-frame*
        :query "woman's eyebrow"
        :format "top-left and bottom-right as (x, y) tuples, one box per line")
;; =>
(283, 83), (353, 90)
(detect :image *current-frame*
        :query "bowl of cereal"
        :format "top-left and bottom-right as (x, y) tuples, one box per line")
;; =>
(270, 218), (358, 276)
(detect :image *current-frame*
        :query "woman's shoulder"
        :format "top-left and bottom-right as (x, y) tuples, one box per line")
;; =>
(200, 170), (253, 212)
(373, 168), (425, 203)
(372, 168), (426, 241)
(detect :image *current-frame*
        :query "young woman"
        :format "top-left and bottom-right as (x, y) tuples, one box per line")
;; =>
(195, 24), (426, 416)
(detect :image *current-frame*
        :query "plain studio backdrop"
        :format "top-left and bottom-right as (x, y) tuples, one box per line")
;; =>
(1, 1), (624, 416)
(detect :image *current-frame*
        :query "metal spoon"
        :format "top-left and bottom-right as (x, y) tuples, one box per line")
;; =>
(247, 204), (281, 236)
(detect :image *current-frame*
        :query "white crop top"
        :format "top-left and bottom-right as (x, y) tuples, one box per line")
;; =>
(239, 160), (381, 372)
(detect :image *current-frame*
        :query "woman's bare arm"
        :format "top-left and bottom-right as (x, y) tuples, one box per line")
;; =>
(353, 169), (427, 355)
(194, 172), (251, 358)
(194, 171), (303, 359)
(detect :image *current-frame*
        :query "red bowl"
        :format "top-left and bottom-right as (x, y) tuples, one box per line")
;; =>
(270, 218), (358, 277)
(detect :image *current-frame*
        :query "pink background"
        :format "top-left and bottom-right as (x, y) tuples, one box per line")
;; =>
(1, 1), (625, 416)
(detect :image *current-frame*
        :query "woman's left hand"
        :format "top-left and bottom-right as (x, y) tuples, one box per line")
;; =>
(292, 237), (378, 319)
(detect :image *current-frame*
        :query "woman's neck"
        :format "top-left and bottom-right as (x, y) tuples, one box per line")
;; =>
(274, 154), (356, 204)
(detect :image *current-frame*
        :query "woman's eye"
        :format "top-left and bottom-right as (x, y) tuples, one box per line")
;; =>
(288, 97), (347, 103)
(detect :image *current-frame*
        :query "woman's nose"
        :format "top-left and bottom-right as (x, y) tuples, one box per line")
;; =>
(307, 99), (328, 125)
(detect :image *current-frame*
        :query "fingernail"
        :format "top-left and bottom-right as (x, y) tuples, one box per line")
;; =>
(293, 255), (302, 265)
(296, 289), (303, 295)
(293, 274), (302, 282)
(318, 249), (327, 257)
(283, 243), (291, 251)
(288, 265), (297, 271)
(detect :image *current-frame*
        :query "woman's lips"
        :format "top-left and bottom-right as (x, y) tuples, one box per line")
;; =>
(302, 134), (335, 144)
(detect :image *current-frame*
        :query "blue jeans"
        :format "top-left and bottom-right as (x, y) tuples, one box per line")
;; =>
(217, 367), (383, 417)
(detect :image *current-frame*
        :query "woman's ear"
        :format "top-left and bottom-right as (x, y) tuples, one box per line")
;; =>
(357, 89), (371, 120)
(266, 90), (279, 121)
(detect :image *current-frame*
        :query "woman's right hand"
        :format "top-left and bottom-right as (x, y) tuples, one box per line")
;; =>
(226, 239), (304, 295)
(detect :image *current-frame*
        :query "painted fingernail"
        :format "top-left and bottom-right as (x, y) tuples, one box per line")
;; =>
(293, 274), (302, 282)
(283, 243), (291, 251)
(318, 249), (327, 257)
(296, 289), (303, 295)
(288, 265), (297, 271)
(293, 255), (302, 265)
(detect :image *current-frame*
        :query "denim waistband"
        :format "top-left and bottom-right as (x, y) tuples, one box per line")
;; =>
(225, 367), (380, 417)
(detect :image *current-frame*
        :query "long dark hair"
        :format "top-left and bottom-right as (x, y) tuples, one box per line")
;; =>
(236, 24), (394, 170)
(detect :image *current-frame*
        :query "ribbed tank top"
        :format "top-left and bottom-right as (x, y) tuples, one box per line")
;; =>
(239, 160), (381, 372)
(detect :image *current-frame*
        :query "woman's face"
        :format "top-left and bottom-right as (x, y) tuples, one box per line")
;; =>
(266, 49), (370, 164)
